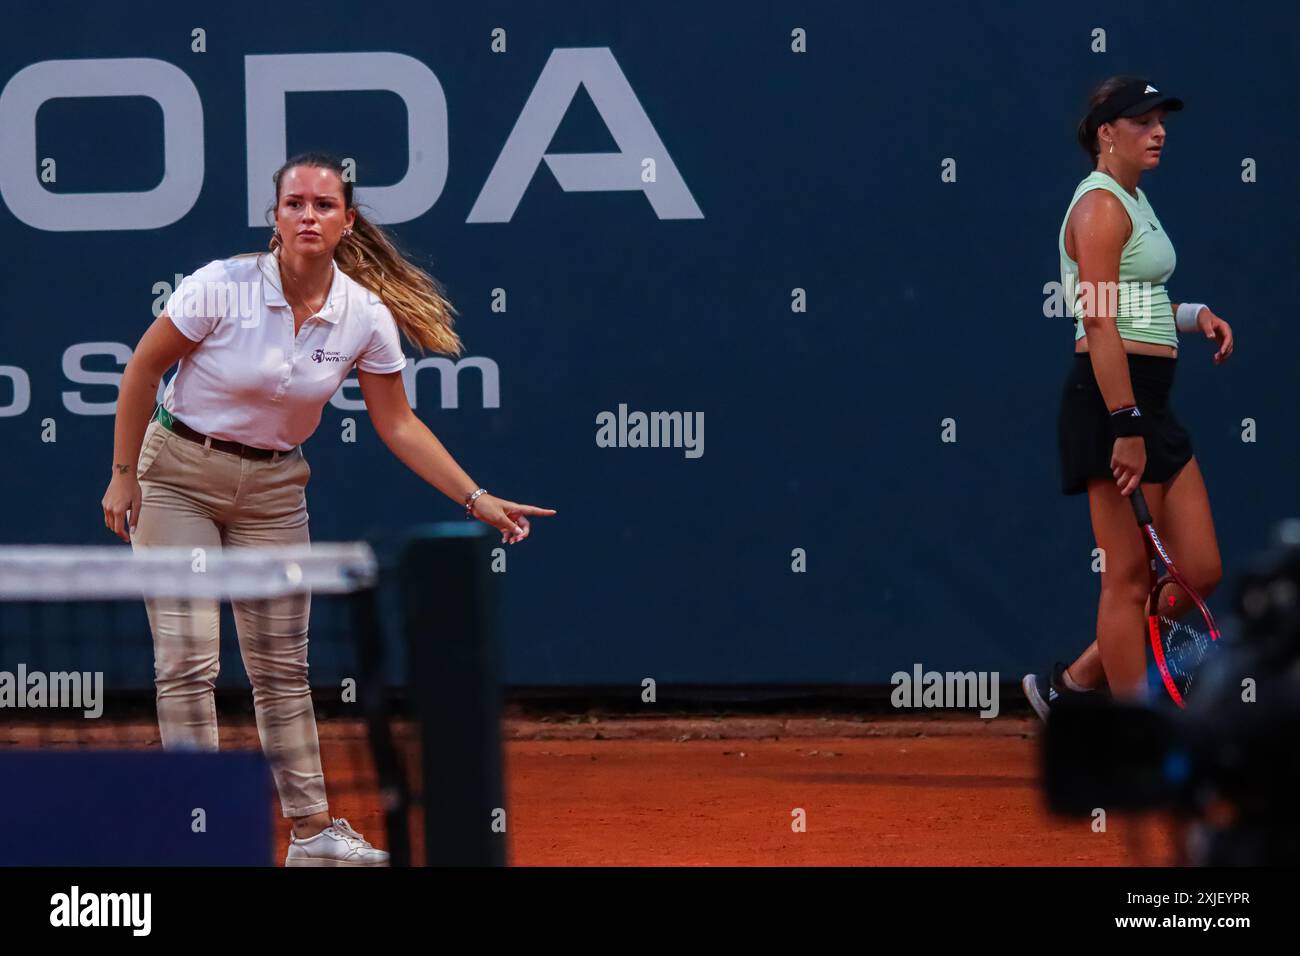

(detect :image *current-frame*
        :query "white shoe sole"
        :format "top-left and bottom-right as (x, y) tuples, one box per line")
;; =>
(1021, 674), (1050, 722)
(285, 856), (390, 867)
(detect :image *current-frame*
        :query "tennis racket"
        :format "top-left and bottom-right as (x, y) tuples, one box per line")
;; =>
(1130, 488), (1220, 707)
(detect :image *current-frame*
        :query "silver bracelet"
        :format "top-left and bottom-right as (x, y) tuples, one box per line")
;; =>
(464, 487), (488, 519)
(1176, 302), (1207, 333)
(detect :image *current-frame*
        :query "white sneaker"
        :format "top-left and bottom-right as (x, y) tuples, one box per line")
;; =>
(285, 817), (390, 867)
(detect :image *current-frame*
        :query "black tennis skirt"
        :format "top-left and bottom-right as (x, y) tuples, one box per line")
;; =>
(1057, 352), (1195, 496)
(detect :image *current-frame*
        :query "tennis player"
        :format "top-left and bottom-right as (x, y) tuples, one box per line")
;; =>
(100, 151), (555, 865)
(1022, 77), (1234, 718)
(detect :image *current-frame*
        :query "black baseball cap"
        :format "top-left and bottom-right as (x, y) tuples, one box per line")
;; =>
(1085, 78), (1184, 138)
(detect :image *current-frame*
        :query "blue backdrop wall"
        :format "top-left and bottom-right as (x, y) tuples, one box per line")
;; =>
(1, 0), (1296, 685)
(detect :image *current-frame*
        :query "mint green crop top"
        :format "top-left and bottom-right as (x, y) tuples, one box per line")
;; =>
(1058, 171), (1177, 347)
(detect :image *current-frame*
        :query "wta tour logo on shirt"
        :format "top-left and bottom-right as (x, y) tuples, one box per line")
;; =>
(310, 348), (350, 364)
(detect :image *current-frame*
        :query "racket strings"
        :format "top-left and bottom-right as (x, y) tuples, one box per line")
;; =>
(1151, 581), (1215, 698)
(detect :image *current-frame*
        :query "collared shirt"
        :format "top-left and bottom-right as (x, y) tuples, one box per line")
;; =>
(161, 251), (408, 450)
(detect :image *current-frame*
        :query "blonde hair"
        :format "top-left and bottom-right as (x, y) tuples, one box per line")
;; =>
(243, 151), (462, 357)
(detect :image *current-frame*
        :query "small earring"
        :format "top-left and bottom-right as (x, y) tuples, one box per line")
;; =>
(1108, 142), (1114, 154)
(343, 228), (353, 237)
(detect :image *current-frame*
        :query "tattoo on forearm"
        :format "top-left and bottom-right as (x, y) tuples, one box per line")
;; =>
(114, 463), (130, 475)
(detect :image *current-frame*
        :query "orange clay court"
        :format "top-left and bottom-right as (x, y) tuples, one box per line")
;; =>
(4, 711), (1177, 865)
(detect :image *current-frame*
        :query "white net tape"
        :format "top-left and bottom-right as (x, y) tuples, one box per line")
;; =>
(0, 543), (377, 600)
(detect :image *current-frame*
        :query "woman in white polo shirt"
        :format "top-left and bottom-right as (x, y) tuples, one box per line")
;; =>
(100, 151), (555, 866)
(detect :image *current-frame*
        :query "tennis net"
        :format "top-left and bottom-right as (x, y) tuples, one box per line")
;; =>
(0, 541), (420, 865)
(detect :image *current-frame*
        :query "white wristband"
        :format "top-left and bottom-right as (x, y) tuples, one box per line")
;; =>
(1176, 302), (1207, 333)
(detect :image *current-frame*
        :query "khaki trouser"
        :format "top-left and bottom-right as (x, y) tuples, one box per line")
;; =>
(130, 416), (326, 818)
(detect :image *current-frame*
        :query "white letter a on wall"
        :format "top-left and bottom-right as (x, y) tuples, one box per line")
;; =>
(468, 48), (702, 223)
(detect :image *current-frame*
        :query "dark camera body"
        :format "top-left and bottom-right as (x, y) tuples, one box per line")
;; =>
(1042, 527), (1300, 865)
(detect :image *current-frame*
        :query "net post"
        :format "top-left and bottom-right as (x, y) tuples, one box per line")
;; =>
(349, 576), (412, 867)
(397, 523), (505, 866)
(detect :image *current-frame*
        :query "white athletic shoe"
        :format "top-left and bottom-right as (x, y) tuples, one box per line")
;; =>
(285, 817), (390, 867)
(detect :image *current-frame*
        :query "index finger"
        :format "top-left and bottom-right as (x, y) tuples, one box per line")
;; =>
(513, 504), (556, 516)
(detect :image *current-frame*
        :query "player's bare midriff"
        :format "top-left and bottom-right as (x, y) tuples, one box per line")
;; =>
(1074, 338), (1177, 359)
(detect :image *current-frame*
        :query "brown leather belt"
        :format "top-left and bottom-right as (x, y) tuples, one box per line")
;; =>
(154, 406), (289, 461)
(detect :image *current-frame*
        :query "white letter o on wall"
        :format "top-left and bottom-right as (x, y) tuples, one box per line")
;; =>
(0, 58), (204, 231)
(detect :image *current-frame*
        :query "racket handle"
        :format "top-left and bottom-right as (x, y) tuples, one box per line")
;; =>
(1130, 487), (1152, 527)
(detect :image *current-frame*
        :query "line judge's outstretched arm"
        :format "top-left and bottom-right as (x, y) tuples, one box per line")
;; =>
(357, 368), (556, 544)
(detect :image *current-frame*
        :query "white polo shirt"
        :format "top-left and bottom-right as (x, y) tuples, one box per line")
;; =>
(161, 251), (408, 450)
